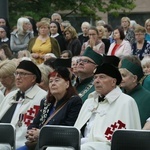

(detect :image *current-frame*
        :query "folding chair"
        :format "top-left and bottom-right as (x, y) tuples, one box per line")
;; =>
(0, 123), (16, 150)
(111, 129), (150, 150)
(38, 125), (81, 150)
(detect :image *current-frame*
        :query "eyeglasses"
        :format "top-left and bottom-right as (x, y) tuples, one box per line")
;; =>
(77, 59), (96, 65)
(135, 33), (144, 36)
(14, 72), (34, 78)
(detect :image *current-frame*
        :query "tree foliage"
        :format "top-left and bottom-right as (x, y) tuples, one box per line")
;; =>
(9, 0), (136, 27)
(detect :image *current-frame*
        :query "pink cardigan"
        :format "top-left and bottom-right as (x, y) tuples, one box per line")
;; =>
(107, 40), (131, 58)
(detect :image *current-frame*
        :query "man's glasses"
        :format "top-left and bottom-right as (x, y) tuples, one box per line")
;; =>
(77, 59), (96, 65)
(14, 72), (34, 78)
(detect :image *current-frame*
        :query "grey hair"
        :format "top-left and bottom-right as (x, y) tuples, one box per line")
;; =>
(17, 17), (30, 33)
(51, 13), (62, 20)
(81, 22), (91, 28)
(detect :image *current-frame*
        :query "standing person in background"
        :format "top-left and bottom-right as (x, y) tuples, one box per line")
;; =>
(121, 17), (135, 45)
(71, 56), (80, 86)
(96, 25), (110, 54)
(103, 24), (114, 44)
(60, 50), (72, 59)
(96, 20), (106, 26)
(50, 21), (66, 52)
(81, 26), (105, 55)
(78, 22), (90, 45)
(28, 20), (61, 64)
(40, 17), (51, 24)
(0, 17), (10, 38)
(64, 26), (81, 56)
(145, 19), (150, 42)
(51, 13), (62, 24)
(107, 26), (131, 58)
(37, 63), (53, 91)
(61, 20), (71, 35)
(0, 26), (10, 48)
(0, 44), (13, 61)
(10, 17), (34, 55)
(51, 12), (63, 33)
(132, 25), (150, 60)
(27, 17), (38, 37)
(130, 20), (137, 31)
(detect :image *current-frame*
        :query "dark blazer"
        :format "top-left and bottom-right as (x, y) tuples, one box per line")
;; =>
(28, 95), (82, 129)
(102, 38), (110, 54)
(78, 34), (89, 45)
(66, 38), (81, 56)
(55, 35), (66, 52)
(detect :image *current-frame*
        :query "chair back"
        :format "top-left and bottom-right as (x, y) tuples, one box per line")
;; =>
(0, 123), (16, 150)
(111, 129), (150, 150)
(38, 125), (80, 150)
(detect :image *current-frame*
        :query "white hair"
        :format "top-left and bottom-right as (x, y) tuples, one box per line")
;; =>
(51, 13), (62, 20)
(17, 17), (30, 33)
(96, 20), (106, 26)
(130, 20), (137, 29)
(141, 56), (150, 66)
(81, 22), (91, 28)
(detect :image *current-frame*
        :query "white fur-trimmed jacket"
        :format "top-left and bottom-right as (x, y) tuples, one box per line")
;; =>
(0, 84), (47, 148)
(74, 86), (141, 150)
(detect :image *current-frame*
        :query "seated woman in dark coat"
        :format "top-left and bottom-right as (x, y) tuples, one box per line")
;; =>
(64, 26), (81, 56)
(50, 21), (66, 52)
(17, 67), (82, 150)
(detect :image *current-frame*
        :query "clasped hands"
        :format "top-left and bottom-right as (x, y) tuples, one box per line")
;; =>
(26, 128), (40, 142)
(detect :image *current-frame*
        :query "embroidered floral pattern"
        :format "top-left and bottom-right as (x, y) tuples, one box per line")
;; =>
(39, 100), (51, 127)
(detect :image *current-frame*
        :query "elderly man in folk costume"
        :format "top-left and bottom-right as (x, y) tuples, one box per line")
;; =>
(0, 60), (47, 149)
(74, 63), (141, 150)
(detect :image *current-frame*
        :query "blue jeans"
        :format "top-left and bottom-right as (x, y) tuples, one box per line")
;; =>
(16, 145), (28, 150)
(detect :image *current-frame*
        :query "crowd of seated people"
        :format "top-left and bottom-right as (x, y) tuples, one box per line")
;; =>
(0, 13), (150, 150)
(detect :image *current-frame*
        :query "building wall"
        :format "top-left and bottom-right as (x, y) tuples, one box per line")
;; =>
(105, 0), (150, 27)
(61, 0), (150, 32)
(132, 0), (150, 12)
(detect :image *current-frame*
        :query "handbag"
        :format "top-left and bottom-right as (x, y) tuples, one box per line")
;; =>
(25, 101), (67, 150)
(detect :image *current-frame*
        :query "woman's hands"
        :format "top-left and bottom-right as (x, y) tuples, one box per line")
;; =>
(26, 128), (40, 142)
(89, 38), (96, 49)
(31, 53), (45, 59)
